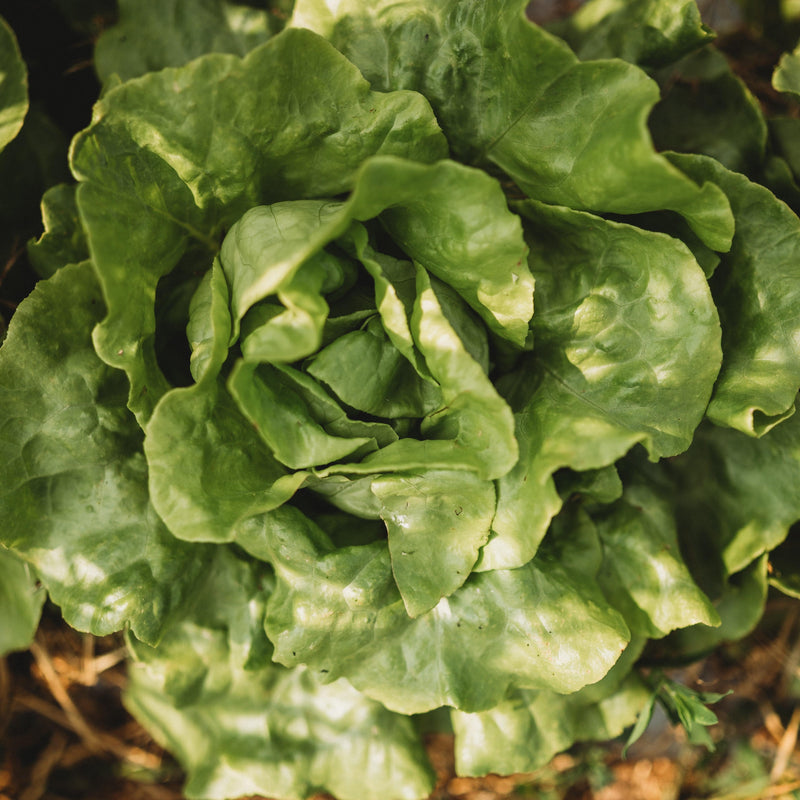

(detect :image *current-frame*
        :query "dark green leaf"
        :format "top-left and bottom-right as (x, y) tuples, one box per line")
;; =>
(554, 0), (713, 68)
(650, 48), (767, 175)
(0, 263), (210, 643)
(27, 184), (89, 279)
(668, 152), (800, 434)
(94, 0), (275, 86)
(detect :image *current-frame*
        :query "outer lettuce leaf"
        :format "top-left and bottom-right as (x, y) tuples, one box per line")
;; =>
(0, 17), (46, 657)
(71, 28), (447, 421)
(0, 15), (27, 151)
(125, 547), (435, 800)
(553, 0), (713, 67)
(654, 555), (769, 661)
(627, 408), (800, 658)
(0, 263), (210, 643)
(450, 640), (650, 776)
(454, 673), (650, 776)
(94, 0), (275, 87)
(542, 498), (716, 638)
(653, 412), (800, 579)
(773, 40), (800, 97)
(593, 482), (719, 638)
(649, 48), (767, 175)
(27, 184), (89, 279)
(478, 200), (721, 570)
(291, 0), (735, 249)
(241, 506), (629, 714)
(0, 548), (45, 655)
(668, 153), (800, 434)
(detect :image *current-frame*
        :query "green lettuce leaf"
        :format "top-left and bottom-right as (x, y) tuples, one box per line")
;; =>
(626, 410), (798, 658)
(306, 316), (443, 418)
(556, 465), (623, 505)
(451, 640), (649, 776)
(94, 0), (276, 87)
(477, 200), (721, 570)
(242, 506), (629, 714)
(27, 184), (89, 279)
(411, 265), (517, 480)
(218, 200), (344, 343)
(291, 0), (734, 249)
(154, 155), (524, 541)
(0, 15), (27, 151)
(71, 28), (447, 421)
(186, 256), (232, 383)
(228, 361), (377, 469)
(649, 48), (767, 175)
(126, 547), (435, 800)
(368, 159), (533, 347)
(773, 39), (800, 97)
(593, 481), (720, 638)
(0, 548), (45, 655)
(237, 253), (335, 364)
(668, 153), (800, 434)
(344, 225), (433, 380)
(0, 262), (210, 643)
(372, 470), (495, 617)
(653, 555), (769, 661)
(311, 258), (518, 481)
(219, 157), (532, 349)
(553, 0), (713, 67)
(653, 412), (800, 579)
(145, 379), (307, 543)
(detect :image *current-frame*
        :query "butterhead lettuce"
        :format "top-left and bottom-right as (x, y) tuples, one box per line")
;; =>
(2, 1), (800, 798)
